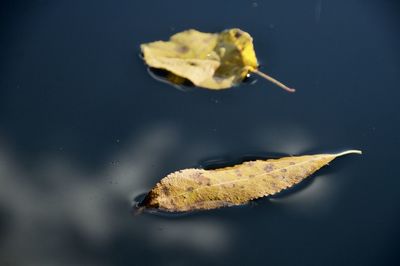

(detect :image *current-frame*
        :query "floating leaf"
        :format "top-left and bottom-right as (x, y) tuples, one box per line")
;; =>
(140, 150), (361, 212)
(140, 28), (295, 92)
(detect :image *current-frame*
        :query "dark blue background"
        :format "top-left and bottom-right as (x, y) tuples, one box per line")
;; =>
(0, 0), (399, 265)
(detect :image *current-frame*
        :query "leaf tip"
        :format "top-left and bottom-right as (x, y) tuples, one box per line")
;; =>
(335, 150), (362, 157)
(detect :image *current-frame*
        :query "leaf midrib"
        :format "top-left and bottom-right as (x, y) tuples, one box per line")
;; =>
(168, 155), (329, 201)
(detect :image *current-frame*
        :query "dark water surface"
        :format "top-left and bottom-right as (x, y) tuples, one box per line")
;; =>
(1, 0), (399, 265)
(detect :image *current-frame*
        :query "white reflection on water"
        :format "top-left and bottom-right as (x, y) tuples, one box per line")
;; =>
(0, 123), (232, 265)
(253, 124), (315, 155)
(269, 175), (338, 215)
(148, 219), (232, 253)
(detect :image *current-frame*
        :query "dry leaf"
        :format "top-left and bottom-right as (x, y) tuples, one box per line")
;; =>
(140, 150), (361, 212)
(140, 28), (295, 92)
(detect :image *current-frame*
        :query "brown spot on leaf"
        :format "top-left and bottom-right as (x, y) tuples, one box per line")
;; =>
(186, 187), (194, 192)
(162, 187), (170, 196)
(292, 175), (301, 182)
(264, 164), (274, 172)
(234, 31), (242, 38)
(191, 172), (211, 185)
(271, 182), (278, 189)
(281, 169), (287, 173)
(249, 174), (255, 178)
(188, 62), (197, 66)
(234, 169), (242, 176)
(289, 162), (295, 165)
(301, 166), (309, 175)
(177, 45), (189, 53)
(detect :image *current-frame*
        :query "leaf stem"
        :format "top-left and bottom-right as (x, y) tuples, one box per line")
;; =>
(251, 69), (295, 93)
(335, 150), (362, 157)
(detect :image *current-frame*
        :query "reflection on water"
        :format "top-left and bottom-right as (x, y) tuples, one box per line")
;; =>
(146, 68), (196, 92)
(269, 174), (338, 215)
(253, 124), (315, 155)
(0, 122), (354, 265)
(0, 115), (391, 265)
(147, 219), (232, 253)
(0, 124), (234, 265)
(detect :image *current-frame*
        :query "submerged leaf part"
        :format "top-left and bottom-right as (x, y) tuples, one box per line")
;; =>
(141, 28), (294, 92)
(141, 150), (361, 212)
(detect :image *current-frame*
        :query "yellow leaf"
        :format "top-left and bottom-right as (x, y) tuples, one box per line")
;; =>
(140, 150), (361, 212)
(141, 28), (295, 92)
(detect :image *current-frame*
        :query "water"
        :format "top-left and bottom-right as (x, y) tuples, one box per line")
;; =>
(0, 0), (399, 265)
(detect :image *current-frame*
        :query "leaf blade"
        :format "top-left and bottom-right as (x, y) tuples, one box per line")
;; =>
(142, 150), (361, 212)
(140, 28), (293, 91)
